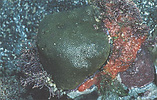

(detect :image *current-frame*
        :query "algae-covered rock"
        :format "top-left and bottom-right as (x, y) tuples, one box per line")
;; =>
(120, 44), (155, 88)
(37, 6), (110, 90)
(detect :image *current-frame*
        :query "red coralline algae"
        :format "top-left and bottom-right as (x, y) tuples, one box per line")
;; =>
(103, 20), (146, 78)
(101, 0), (149, 78)
(78, 0), (151, 91)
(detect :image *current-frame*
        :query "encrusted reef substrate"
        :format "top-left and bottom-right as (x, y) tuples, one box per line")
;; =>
(120, 43), (155, 88)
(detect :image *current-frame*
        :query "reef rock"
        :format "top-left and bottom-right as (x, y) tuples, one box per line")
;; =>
(37, 6), (110, 90)
(120, 44), (155, 88)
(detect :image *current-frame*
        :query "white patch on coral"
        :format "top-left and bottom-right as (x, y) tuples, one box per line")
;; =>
(61, 41), (99, 68)
(116, 73), (122, 83)
(155, 65), (157, 74)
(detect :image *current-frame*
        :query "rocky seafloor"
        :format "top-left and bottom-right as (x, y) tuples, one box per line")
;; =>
(0, 0), (156, 100)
